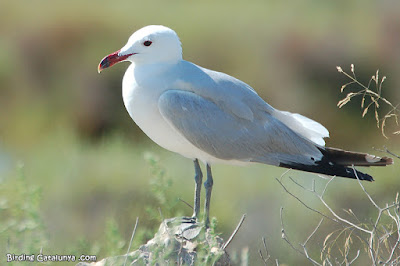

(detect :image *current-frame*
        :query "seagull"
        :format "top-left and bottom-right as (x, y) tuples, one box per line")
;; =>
(98, 25), (393, 227)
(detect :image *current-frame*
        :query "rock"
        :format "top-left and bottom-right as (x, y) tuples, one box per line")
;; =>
(77, 217), (231, 266)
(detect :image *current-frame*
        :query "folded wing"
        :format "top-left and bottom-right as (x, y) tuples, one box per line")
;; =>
(158, 89), (323, 166)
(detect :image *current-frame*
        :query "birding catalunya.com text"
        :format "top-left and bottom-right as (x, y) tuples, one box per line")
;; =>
(6, 253), (97, 263)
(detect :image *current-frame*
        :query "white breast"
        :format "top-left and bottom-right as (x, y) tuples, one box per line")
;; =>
(122, 64), (227, 164)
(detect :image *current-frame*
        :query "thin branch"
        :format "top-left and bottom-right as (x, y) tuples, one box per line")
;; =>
(384, 195), (400, 264)
(124, 217), (139, 266)
(373, 146), (400, 159)
(303, 218), (324, 247)
(301, 219), (325, 265)
(352, 166), (380, 210)
(275, 177), (337, 223)
(348, 250), (361, 264)
(279, 207), (306, 256)
(223, 214), (246, 250)
(308, 173), (372, 235)
(177, 197), (193, 210)
(320, 176), (335, 198)
(258, 237), (271, 265)
(281, 174), (371, 234)
(280, 207), (322, 265)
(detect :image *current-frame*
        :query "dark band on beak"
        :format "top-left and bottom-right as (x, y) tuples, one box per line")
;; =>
(98, 50), (134, 73)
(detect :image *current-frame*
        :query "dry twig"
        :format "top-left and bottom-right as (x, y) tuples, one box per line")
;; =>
(124, 217), (139, 266)
(258, 237), (271, 265)
(223, 214), (246, 250)
(277, 170), (400, 265)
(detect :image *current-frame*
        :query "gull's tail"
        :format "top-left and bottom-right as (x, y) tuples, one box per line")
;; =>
(280, 147), (393, 181)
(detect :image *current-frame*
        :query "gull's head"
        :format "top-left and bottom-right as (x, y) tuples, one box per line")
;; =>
(98, 25), (182, 72)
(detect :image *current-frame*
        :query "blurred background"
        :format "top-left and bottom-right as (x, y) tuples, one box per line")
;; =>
(1, 0), (399, 264)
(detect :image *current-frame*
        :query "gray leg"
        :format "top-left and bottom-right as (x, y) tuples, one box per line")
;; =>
(204, 164), (213, 228)
(192, 159), (203, 219)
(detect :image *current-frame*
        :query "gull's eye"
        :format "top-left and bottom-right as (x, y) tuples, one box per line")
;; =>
(143, 40), (152, 47)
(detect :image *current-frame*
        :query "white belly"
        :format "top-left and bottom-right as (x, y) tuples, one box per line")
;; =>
(122, 64), (228, 164)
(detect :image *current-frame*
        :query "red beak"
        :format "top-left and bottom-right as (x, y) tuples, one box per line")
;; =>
(98, 50), (133, 73)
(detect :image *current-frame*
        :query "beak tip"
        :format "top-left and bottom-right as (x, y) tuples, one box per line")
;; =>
(97, 49), (127, 73)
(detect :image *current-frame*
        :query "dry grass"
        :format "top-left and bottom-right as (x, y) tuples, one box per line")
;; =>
(336, 64), (400, 138)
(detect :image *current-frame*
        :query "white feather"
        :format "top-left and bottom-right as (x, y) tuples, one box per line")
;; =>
(274, 110), (329, 146)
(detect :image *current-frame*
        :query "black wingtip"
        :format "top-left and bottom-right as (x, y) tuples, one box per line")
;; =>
(279, 161), (374, 181)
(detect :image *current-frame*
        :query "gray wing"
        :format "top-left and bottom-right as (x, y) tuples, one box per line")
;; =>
(158, 89), (322, 166)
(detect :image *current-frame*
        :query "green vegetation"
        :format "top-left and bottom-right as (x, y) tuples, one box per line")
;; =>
(0, 165), (48, 258)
